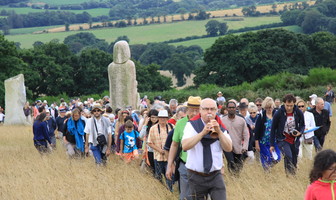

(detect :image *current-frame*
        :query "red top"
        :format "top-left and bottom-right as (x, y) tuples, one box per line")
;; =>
(284, 112), (295, 144)
(305, 179), (336, 200)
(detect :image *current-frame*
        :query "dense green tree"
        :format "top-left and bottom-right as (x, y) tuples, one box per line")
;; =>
(194, 29), (314, 86)
(0, 34), (26, 105)
(135, 61), (172, 92)
(310, 32), (336, 68)
(74, 48), (112, 95)
(20, 41), (75, 97)
(63, 32), (108, 53)
(205, 20), (220, 36)
(328, 18), (336, 34)
(218, 22), (228, 35)
(301, 9), (328, 34)
(281, 10), (301, 25)
(139, 43), (175, 65)
(162, 53), (195, 86)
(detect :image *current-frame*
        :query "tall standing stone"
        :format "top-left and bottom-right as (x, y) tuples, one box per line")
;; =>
(4, 74), (29, 125)
(108, 41), (139, 110)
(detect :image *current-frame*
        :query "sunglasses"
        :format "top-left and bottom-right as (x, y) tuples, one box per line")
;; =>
(250, 112), (256, 114)
(298, 105), (305, 108)
(92, 109), (100, 112)
(227, 107), (236, 109)
(256, 104), (262, 106)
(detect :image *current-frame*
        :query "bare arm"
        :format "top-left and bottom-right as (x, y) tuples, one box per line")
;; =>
(182, 127), (207, 151)
(166, 141), (179, 180)
(218, 130), (232, 152)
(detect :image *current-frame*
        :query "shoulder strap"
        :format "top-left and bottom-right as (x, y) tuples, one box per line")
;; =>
(93, 118), (99, 135)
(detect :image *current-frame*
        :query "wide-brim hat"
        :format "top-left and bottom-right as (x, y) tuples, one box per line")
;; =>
(158, 110), (169, 118)
(187, 96), (201, 108)
(217, 91), (223, 95)
(91, 103), (104, 113)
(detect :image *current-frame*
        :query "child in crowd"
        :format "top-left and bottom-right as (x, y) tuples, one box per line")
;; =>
(120, 120), (140, 163)
(305, 149), (336, 200)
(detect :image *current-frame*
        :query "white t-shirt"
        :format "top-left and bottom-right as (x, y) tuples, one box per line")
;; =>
(182, 121), (231, 173)
(84, 117), (111, 144)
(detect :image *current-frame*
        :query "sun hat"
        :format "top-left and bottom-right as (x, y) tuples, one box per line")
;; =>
(187, 96), (201, 108)
(158, 110), (169, 118)
(91, 103), (103, 113)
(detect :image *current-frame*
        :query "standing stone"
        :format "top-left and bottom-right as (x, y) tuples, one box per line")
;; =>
(108, 41), (139, 110)
(4, 74), (29, 125)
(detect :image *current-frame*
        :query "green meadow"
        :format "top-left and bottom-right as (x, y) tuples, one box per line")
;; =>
(0, 6), (111, 17)
(8, 25), (62, 35)
(5, 16), (281, 49)
(30, 0), (90, 5)
(171, 25), (303, 50)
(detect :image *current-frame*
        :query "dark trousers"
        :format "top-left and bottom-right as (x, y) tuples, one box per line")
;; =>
(188, 170), (226, 200)
(154, 160), (173, 192)
(224, 151), (243, 175)
(148, 151), (155, 175)
(314, 135), (325, 151)
(277, 141), (298, 175)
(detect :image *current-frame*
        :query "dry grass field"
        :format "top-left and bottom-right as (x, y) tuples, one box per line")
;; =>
(0, 104), (335, 200)
(45, 1), (315, 33)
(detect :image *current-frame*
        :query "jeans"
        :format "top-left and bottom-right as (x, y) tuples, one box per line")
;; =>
(179, 162), (192, 200)
(90, 144), (106, 164)
(277, 141), (298, 175)
(154, 160), (173, 191)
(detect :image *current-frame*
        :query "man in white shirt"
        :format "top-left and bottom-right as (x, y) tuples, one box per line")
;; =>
(182, 98), (232, 200)
(84, 104), (112, 165)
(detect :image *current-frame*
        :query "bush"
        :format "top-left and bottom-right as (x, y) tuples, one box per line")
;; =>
(305, 67), (336, 87)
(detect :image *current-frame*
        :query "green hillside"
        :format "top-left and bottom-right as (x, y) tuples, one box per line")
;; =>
(30, 0), (89, 5)
(5, 16), (281, 49)
(171, 25), (303, 50)
(0, 6), (111, 17)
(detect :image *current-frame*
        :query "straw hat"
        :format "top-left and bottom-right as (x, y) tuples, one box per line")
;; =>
(187, 96), (201, 108)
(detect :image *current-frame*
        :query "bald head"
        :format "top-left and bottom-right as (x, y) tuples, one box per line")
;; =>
(200, 98), (217, 123)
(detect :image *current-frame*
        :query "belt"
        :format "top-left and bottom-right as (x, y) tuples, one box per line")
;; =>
(188, 169), (219, 177)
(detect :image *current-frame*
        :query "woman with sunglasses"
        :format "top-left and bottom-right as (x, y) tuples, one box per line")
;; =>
(255, 97), (281, 171)
(297, 99), (316, 160)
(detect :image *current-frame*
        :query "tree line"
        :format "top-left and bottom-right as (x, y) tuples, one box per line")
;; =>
(194, 29), (336, 87)
(0, 34), (172, 106)
(280, 0), (336, 34)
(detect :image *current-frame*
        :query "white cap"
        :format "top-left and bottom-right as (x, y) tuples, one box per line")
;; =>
(43, 100), (48, 103)
(309, 94), (317, 99)
(158, 110), (169, 118)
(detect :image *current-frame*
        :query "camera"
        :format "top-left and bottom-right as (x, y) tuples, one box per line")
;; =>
(291, 130), (298, 136)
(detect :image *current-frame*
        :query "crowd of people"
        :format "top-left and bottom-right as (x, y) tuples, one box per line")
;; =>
(1, 85), (335, 200)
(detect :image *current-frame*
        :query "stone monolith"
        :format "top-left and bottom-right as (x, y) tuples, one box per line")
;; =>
(108, 41), (139, 110)
(4, 74), (29, 125)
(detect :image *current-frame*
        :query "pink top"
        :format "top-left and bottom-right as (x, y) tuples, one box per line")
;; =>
(305, 179), (335, 200)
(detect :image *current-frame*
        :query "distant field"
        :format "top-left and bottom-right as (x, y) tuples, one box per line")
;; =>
(8, 25), (62, 35)
(0, 6), (110, 17)
(5, 16), (281, 49)
(30, 0), (89, 5)
(171, 25), (303, 50)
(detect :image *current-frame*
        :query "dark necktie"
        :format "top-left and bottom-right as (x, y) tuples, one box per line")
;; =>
(201, 134), (218, 174)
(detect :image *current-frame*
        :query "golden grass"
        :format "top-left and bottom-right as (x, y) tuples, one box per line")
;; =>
(0, 103), (334, 200)
(46, 1), (315, 33)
